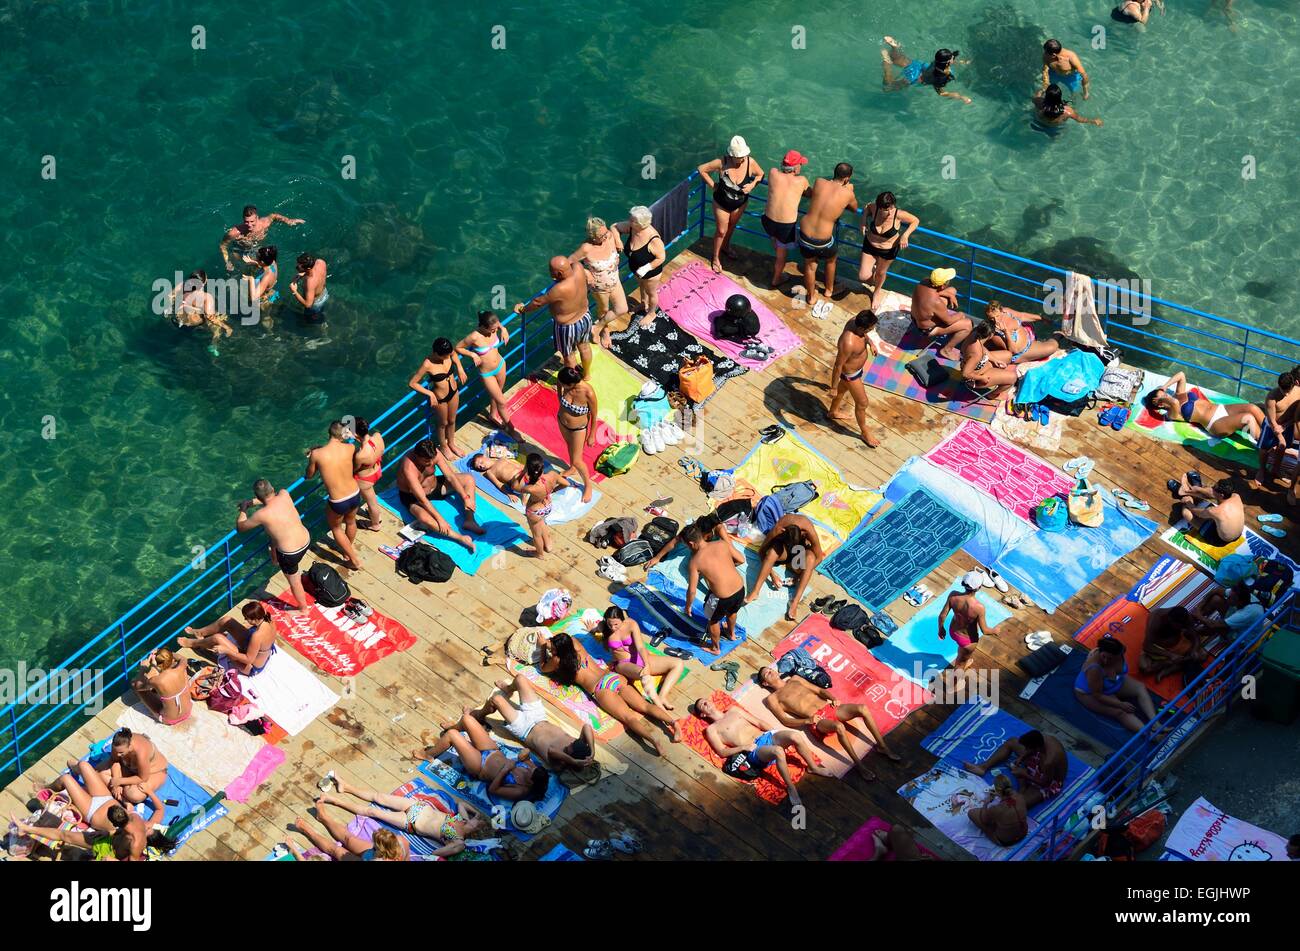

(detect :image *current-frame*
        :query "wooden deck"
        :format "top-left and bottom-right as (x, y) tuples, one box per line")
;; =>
(7, 242), (1296, 862)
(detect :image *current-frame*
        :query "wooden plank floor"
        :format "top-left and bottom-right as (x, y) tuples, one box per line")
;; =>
(8, 242), (1297, 862)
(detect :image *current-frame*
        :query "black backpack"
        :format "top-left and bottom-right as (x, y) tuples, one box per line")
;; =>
(395, 542), (455, 584)
(305, 563), (351, 607)
(714, 310), (760, 342)
(830, 603), (871, 632)
(640, 516), (680, 552)
(614, 539), (655, 567)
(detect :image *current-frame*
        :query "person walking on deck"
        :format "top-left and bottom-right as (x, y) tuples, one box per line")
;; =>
(306, 420), (363, 571)
(828, 310), (882, 449)
(1041, 39), (1090, 99)
(684, 523), (747, 655)
(699, 135), (764, 274)
(796, 162), (858, 319)
(762, 150), (812, 288)
(236, 478), (311, 613)
(220, 203), (304, 272)
(515, 257), (596, 378)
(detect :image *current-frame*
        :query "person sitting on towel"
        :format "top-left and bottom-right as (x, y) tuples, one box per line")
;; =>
(471, 673), (597, 772)
(419, 709), (552, 802)
(982, 300), (1061, 364)
(1073, 638), (1162, 734)
(133, 646), (196, 726)
(180, 600), (278, 675)
(967, 773), (1029, 847)
(1169, 475), (1245, 545)
(748, 514), (826, 621)
(641, 512), (731, 574)
(684, 523), (747, 655)
(912, 268), (973, 361)
(962, 729), (1066, 807)
(1192, 582), (1265, 639)
(292, 813), (410, 861)
(937, 572), (1002, 671)
(756, 667), (901, 780)
(587, 606), (687, 710)
(692, 696), (834, 810)
(396, 437), (483, 552)
(1146, 372), (1264, 442)
(1139, 606), (1207, 684)
(959, 322), (1019, 402)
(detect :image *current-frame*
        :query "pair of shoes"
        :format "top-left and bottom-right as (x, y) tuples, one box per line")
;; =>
(903, 584), (933, 607)
(810, 595), (836, 614)
(1110, 488), (1151, 512)
(596, 556), (627, 583)
(710, 658), (740, 690)
(1098, 404), (1127, 429)
(1166, 479), (1183, 495)
(1024, 630), (1053, 651)
(759, 424), (785, 444)
(1003, 592), (1032, 610)
(657, 420), (684, 446)
(1031, 404), (1050, 425)
(641, 426), (665, 455)
(1064, 456), (1095, 479)
(584, 839), (614, 860)
(811, 299), (833, 319)
(739, 341), (775, 361)
(978, 566), (1010, 593)
(678, 456), (707, 480)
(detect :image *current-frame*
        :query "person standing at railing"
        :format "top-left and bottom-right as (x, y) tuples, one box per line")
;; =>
(762, 150), (811, 289)
(456, 311), (516, 435)
(569, 218), (628, 348)
(350, 416), (386, 532)
(237, 478), (311, 613)
(409, 337), (468, 457)
(306, 420), (364, 572)
(858, 191), (919, 313)
(614, 206), (666, 327)
(698, 135), (764, 275)
(514, 256), (596, 379)
(796, 162), (858, 319)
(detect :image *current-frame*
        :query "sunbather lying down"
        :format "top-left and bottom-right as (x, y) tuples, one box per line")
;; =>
(1145, 372), (1264, 440)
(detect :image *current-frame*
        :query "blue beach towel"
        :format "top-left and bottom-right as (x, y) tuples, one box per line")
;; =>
(418, 742), (568, 841)
(1015, 350), (1105, 406)
(647, 543), (790, 640)
(352, 777), (506, 861)
(378, 485), (529, 575)
(609, 582), (746, 663)
(540, 842), (585, 861)
(1021, 648), (1140, 751)
(873, 577), (1012, 686)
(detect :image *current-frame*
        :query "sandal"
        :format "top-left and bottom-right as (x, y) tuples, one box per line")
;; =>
(809, 595), (835, 614)
(1111, 489), (1150, 512)
(759, 424), (786, 444)
(609, 831), (644, 854)
(316, 770), (339, 793)
(825, 599), (848, 615)
(980, 566), (1010, 593)
(1259, 524), (1287, 538)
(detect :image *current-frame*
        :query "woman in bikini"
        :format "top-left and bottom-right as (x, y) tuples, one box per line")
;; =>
(169, 269), (233, 349)
(555, 366), (598, 503)
(1074, 638), (1161, 734)
(314, 770), (486, 859)
(959, 322), (1020, 401)
(511, 453), (560, 559)
(587, 606), (686, 710)
(983, 300), (1060, 363)
(1139, 606), (1207, 684)
(180, 601), (278, 676)
(409, 337), (468, 457)
(857, 192), (919, 313)
(1144, 372), (1264, 441)
(538, 632), (680, 756)
(94, 727), (169, 805)
(243, 245), (280, 320)
(456, 310), (515, 432)
(570, 218), (627, 348)
(698, 137), (764, 274)
(419, 709), (552, 803)
(968, 774), (1029, 847)
(351, 416), (385, 531)
(937, 572), (1000, 671)
(614, 206), (666, 326)
(132, 647), (197, 726)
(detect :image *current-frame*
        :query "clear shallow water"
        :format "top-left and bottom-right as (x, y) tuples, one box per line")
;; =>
(1, 0), (1297, 668)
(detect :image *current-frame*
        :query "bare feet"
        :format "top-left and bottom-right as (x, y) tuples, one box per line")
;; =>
(464, 517), (487, 536)
(581, 485), (594, 504)
(879, 746), (903, 763)
(938, 347), (961, 361)
(856, 762), (877, 782)
(704, 643), (721, 656)
(636, 312), (656, 330)
(863, 431), (880, 449)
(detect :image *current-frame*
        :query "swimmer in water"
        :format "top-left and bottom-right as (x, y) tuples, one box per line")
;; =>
(291, 253), (329, 321)
(243, 246), (281, 322)
(1041, 39), (1090, 100)
(1033, 84), (1103, 129)
(1112, 0), (1162, 24)
(168, 269), (233, 352)
(220, 204), (304, 272)
(881, 37), (972, 105)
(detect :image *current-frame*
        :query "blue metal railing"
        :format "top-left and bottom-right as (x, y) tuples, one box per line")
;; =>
(5, 172), (1298, 809)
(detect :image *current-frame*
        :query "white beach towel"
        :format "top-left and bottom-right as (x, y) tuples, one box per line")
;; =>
(116, 702), (267, 792)
(1062, 271), (1108, 350)
(242, 649), (339, 736)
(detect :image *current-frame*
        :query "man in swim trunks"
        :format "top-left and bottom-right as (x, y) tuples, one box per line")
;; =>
(306, 420), (364, 571)
(1171, 476), (1244, 545)
(757, 668), (902, 780)
(1041, 39), (1090, 99)
(912, 267), (973, 360)
(474, 674), (597, 772)
(796, 162), (858, 318)
(236, 478), (311, 613)
(1255, 369), (1300, 487)
(962, 729), (1067, 808)
(395, 438), (482, 552)
(220, 203), (304, 272)
(291, 253), (330, 321)
(515, 256), (596, 379)
(762, 149), (812, 288)
(683, 523), (747, 655)
(693, 696), (833, 809)
(828, 309), (882, 448)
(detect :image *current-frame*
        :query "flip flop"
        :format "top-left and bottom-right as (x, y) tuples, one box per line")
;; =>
(609, 831), (644, 854)
(825, 599), (848, 615)
(1063, 456), (1091, 474)
(1111, 489), (1151, 512)
(1025, 631), (1054, 651)
(1110, 407), (1129, 430)
(1258, 514), (1283, 523)
(1259, 525), (1287, 538)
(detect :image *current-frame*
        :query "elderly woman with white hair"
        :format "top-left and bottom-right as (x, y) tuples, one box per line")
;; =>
(614, 205), (666, 328)
(698, 135), (763, 273)
(569, 216), (628, 349)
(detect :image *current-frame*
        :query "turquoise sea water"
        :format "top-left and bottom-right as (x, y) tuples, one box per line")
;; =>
(1, 0), (1297, 669)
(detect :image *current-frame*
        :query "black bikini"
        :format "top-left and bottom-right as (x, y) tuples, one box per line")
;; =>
(866, 206), (902, 261)
(713, 159), (757, 213)
(427, 364), (457, 404)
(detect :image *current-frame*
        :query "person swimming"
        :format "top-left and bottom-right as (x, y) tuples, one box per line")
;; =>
(881, 38), (972, 105)
(1113, 0), (1162, 24)
(1032, 84), (1103, 132)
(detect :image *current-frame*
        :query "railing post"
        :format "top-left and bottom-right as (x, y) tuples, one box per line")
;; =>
(8, 707), (21, 777)
(224, 539), (235, 611)
(1238, 330), (1249, 398)
(964, 246), (977, 311)
(118, 621), (131, 683)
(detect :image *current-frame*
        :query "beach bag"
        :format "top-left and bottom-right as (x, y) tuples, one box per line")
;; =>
(206, 668), (247, 715)
(1096, 365), (1143, 405)
(306, 563), (351, 606)
(506, 627), (548, 666)
(1123, 808), (1167, 852)
(1068, 480), (1105, 528)
(536, 588), (573, 624)
(678, 355), (716, 403)
(189, 664), (221, 701)
(907, 353), (948, 389)
(1035, 497), (1069, 533)
(1214, 553), (1257, 588)
(714, 308), (760, 342)
(586, 516), (637, 549)
(754, 495), (785, 534)
(595, 442), (640, 477)
(640, 516), (679, 552)
(772, 480), (819, 512)
(721, 752), (761, 781)
(830, 603), (871, 632)
(395, 542), (455, 584)
(704, 471), (736, 500)
(715, 498), (753, 522)
(613, 539), (655, 567)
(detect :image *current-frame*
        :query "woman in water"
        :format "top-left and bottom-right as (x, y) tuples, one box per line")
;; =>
(409, 337), (468, 457)
(169, 269), (233, 350)
(420, 709), (552, 803)
(858, 191), (919, 313)
(960, 322), (1019, 401)
(1113, 0), (1162, 25)
(456, 310), (515, 432)
(351, 416), (385, 531)
(511, 453), (561, 558)
(132, 647), (196, 726)
(570, 218), (628, 348)
(698, 136), (764, 273)
(1032, 84), (1103, 131)
(315, 770), (486, 858)
(1074, 638), (1161, 734)
(537, 631), (680, 756)
(555, 366), (597, 503)
(587, 606), (686, 710)
(243, 245), (281, 313)
(881, 38), (972, 104)
(615, 206), (667, 326)
(983, 300), (1060, 363)
(1144, 372), (1264, 440)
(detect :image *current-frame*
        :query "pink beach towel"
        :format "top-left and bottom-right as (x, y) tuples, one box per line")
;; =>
(924, 420), (1073, 525)
(657, 262), (801, 370)
(506, 381), (614, 482)
(225, 745), (286, 803)
(830, 817), (940, 861)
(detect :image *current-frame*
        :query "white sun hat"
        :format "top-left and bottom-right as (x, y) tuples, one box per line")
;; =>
(727, 135), (750, 158)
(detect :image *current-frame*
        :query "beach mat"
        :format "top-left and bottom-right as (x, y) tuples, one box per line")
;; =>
(818, 488), (977, 611)
(729, 428), (883, 543)
(1019, 647), (1136, 751)
(607, 312), (747, 399)
(1127, 369), (1261, 468)
(377, 486), (529, 575)
(609, 582), (745, 664)
(657, 262), (801, 370)
(506, 381), (614, 482)
(647, 542), (789, 640)
(924, 419), (1074, 526)
(675, 688), (809, 804)
(240, 646), (340, 736)
(540, 842), (585, 861)
(266, 588), (417, 678)
(728, 680), (870, 778)
(871, 577), (1012, 687)
(115, 703), (272, 795)
(1161, 521), (1300, 586)
(455, 453), (601, 525)
(418, 741), (569, 841)
(1162, 796), (1292, 861)
(829, 816), (941, 861)
(993, 494), (1159, 613)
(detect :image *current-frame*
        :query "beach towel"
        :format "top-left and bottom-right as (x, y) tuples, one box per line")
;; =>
(140, 766), (226, 849)
(829, 816), (940, 861)
(883, 456), (1035, 567)
(224, 746), (287, 803)
(455, 455), (601, 525)
(675, 688), (809, 804)
(506, 381), (614, 482)
(728, 428), (883, 543)
(609, 582), (746, 663)
(647, 542), (790, 639)
(377, 485), (529, 575)
(1161, 521), (1300, 587)
(656, 262), (801, 370)
(115, 703), (270, 794)
(1162, 796), (1291, 861)
(418, 741), (569, 841)
(340, 777), (506, 861)
(266, 588), (417, 677)
(1018, 646), (1136, 751)
(992, 494), (1159, 613)
(607, 313), (747, 399)
(240, 647), (339, 736)
(897, 762), (1039, 861)
(538, 347), (649, 439)
(540, 842), (585, 861)
(923, 420), (1074, 526)
(818, 489), (977, 611)
(990, 401), (1064, 453)
(1062, 271), (1109, 350)
(1015, 349), (1105, 407)
(1126, 369), (1260, 467)
(871, 577), (1012, 686)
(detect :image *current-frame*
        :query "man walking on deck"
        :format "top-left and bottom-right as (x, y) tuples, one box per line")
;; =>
(762, 150), (812, 289)
(683, 524), (747, 655)
(515, 257), (596, 378)
(796, 162), (858, 318)
(236, 479), (311, 612)
(828, 309), (882, 448)
(306, 420), (363, 571)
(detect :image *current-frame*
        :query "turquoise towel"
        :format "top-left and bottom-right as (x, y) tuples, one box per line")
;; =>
(1016, 350), (1105, 406)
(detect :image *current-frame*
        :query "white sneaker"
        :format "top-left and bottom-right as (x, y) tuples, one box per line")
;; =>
(650, 425), (666, 454)
(666, 420), (686, 443)
(640, 427), (659, 455)
(982, 566), (1010, 593)
(659, 421), (680, 446)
